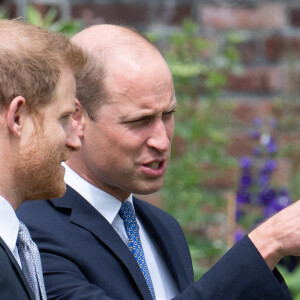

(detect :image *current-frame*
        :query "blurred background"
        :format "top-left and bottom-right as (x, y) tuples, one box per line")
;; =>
(2, 0), (300, 297)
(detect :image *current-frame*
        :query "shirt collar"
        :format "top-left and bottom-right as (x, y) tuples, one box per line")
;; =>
(0, 195), (19, 253)
(63, 162), (133, 224)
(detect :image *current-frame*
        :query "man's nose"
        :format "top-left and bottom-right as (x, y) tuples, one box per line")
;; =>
(146, 119), (170, 152)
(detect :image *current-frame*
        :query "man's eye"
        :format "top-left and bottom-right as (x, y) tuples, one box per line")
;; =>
(61, 114), (72, 122)
(163, 109), (176, 117)
(130, 117), (151, 124)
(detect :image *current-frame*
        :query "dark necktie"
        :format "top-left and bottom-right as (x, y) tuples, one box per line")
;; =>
(119, 201), (156, 300)
(17, 221), (47, 300)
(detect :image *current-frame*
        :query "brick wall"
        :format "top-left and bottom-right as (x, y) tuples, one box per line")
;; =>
(3, 0), (300, 193)
(4, 1), (300, 95)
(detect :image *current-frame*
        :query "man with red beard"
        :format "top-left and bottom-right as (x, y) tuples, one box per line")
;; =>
(18, 25), (295, 299)
(0, 19), (85, 300)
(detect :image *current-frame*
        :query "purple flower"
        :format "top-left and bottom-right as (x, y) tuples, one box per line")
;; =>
(249, 129), (260, 140)
(263, 205), (275, 218)
(259, 174), (270, 186)
(253, 117), (263, 126)
(235, 209), (243, 222)
(240, 173), (252, 186)
(267, 137), (277, 154)
(239, 157), (252, 169)
(279, 188), (289, 197)
(259, 188), (276, 205)
(235, 116), (293, 243)
(277, 189), (291, 207)
(234, 228), (246, 243)
(252, 146), (262, 157)
(258, 160), (277, 186)
(263, 189), (291, 218)
(259, 159), (277, 176)
(236, 189), (251, 204)
(270, 118), (278, 128)
(264, 159), (277, 172)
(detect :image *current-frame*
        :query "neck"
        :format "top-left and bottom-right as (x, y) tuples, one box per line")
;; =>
(0, 153), (23, 211)
(66, 158), (131, 202)
(0, 188), (23, 210)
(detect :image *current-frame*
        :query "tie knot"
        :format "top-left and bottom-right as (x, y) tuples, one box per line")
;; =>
(118, 201), (137, 226)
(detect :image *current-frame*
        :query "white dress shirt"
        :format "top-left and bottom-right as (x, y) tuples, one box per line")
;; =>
(63, 163), (179, 300)
(0, 195), (22, 267)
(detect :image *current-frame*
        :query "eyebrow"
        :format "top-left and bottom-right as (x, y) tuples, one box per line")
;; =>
(59, 106), (76, 117)
(120, 105), (177, 123)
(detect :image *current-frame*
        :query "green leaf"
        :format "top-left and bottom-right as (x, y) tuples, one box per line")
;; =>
(26, 5), (44, 27)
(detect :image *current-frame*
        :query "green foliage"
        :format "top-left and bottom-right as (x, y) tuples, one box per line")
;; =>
(0, 8), (7, 19)
(164, 19), (242, 101)
(148, 19), (242, 280)
(163, 100), (236, 280)
(278, 265), (300, 299)
(0, 5), (83, 36)
(25, 5), (83, 36)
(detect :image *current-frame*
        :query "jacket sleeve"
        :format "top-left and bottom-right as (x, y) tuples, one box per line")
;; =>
(173, 236), (292, 300)
(18, 199), (292, 300)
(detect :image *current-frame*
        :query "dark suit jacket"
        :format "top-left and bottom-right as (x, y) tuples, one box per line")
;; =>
(0, 237), (35, 300)
(17, 186), (291, 299)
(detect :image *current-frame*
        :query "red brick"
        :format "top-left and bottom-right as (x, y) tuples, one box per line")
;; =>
(265, 36), (300, 61)
(278, 132), (300, 163)
(237, 40), (257, 64)
(226, 133), (256, 157)
(290, 7), (300, 27)
(273, 158), (291, 188)
(201, 163), (238, 189)
(72, 4), (149, 26)
(161, 4), (193, 25)
(3, 2), (17, 19)
(227, 66), (282, 93)
(280, 66), (300, 93)
(33, 4), (51, 17)
(264, 36), (286, 62)
(234, 101), (273, 124)
(201, 4), (285, 29)
(72, 3), (192, 27)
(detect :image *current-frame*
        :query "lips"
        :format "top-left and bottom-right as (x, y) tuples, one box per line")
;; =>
(146, 161), (161, 170)
(141, 160), (167, 177)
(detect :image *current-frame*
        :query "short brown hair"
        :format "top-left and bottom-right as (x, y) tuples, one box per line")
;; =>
(0, 19), (86, 111)
(75, 52), (107, 121)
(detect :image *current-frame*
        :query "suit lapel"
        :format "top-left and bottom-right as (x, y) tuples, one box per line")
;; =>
(134, 197), (193, 292)
(0, 237), (35, 300)
(50, 186), (153, 300)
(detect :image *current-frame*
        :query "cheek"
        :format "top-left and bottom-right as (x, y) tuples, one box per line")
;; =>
(166, 119), (175, 141)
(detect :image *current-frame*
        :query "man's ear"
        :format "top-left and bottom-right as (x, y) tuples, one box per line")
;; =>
(7, 96), (26, 137)
(71, 99), (85, 138)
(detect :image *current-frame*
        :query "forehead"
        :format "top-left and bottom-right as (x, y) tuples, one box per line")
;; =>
(102, 50), (175, 111)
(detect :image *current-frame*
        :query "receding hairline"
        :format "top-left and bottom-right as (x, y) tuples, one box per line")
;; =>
(72, 24), (169, 121)
(71, 24), (159, 63)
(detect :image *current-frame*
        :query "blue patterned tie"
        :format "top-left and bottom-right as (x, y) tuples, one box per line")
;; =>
(17, 221), (47, 300)
(119, 201), (156, 300)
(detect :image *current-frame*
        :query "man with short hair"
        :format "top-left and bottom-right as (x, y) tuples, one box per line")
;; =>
(18, 25), (293, 299)
(0, 19), (85, 299)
